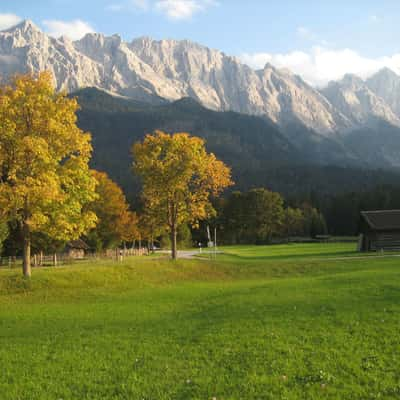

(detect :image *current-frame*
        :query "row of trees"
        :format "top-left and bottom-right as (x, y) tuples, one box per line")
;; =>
(0, 73), (147, 276)
(215, 188), (327, 244)
(0, 71), (329, 276)
(1, 169), (145, 262)
(0, 72), (233, 274)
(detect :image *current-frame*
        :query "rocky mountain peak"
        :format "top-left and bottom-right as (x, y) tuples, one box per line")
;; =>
(339, 74), (364, 89)
(1, 19), (46, 46)
(366, 67), (400, 116)
(372, 67), (399, 80)
(262, 62), (275, 71)
(1, 23), (400, 137)
(2, 19), (39, 33)
(321, 71), (400, 127)
(75, 32), (122, 54)
(0, 25), (354, 134)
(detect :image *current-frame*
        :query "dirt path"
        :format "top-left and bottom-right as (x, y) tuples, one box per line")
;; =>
(157, 249), (220, 259)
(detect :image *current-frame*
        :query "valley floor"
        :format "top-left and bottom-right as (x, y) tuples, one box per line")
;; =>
(1, 243), (400, 399)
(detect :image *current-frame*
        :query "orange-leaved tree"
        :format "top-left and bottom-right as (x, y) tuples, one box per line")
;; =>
(87, 170), (139, 250)
(133, 131), (233, 259)
(0, 72), (97, 277)
(118, 210), (140, 248)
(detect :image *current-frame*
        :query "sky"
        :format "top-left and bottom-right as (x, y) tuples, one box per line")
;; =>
(1, 0), (400, 86)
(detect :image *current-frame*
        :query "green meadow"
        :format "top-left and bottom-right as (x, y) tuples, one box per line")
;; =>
(1, 243), (400, 399)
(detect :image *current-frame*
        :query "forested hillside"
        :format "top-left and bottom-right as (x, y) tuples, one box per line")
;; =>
(74, 88), (400, 208)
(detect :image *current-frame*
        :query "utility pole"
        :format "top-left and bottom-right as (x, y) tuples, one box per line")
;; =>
(214, 226), (217, 258)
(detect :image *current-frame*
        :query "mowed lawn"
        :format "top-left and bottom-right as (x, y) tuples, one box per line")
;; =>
(1, 244), (400, 399)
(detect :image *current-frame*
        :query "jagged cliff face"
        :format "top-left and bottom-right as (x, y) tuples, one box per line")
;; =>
(127, 37), (350, 133)
(366, 68), (400, 117)
(1, 20), (400, 138)
(0, 20), (352, 135)
(321, 74), (400, 127)
(0, 20), (103, 91)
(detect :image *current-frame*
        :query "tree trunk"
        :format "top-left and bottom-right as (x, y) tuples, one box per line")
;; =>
(22, 223), (31, 278)
(171, 226), (178, 260)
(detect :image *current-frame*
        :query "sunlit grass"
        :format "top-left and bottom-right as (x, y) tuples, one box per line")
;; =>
(1, 243), (400, 399)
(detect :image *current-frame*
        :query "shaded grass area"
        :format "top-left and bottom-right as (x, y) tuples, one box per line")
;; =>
(1, 243), (400, 399)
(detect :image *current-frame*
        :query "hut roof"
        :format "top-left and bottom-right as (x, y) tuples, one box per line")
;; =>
(360, 210), (400, 231)
(67, 239), (90, 250)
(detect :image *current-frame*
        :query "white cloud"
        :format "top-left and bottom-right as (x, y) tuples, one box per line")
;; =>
(240, 47), (400, 87)
(155, 0), (218, 20)
(42, 19), (94, 40)
(0, 13), (22, 30)
(155, 0), (203, 19)
(106, 0), (216, 19)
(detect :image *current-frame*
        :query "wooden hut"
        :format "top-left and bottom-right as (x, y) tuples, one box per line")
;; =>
(358, 210), (400, 251)
(65, 239), (90, 259)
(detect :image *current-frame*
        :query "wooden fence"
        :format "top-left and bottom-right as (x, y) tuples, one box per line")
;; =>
(0, 247), (150, 269)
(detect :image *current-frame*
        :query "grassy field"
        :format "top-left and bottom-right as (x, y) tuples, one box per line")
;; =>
(1, 243), (400, 399)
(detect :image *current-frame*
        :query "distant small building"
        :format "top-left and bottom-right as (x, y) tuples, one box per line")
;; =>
(65, 239), (90, 259)
(358, 210), (400, 251)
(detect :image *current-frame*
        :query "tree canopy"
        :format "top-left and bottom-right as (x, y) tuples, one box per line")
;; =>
(86, 170), (139, 250)
(133, 131), (233, 258)
(0, 72), (97, 276)
(217, 188), (327, 244)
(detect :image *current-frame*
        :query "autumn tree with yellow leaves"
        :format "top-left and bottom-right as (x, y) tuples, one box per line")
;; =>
(0, 72), (97, 277)
(133, 131), (233, 259)
(118, 210), (140, 247)
(87, 170), (139, 250)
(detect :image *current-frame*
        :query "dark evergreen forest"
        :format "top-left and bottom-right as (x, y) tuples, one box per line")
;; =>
(73, 88), (400, 236)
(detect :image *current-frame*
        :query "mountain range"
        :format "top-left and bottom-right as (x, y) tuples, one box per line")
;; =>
(73, 87), (400, 203)
(2, 19), (400, 178)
